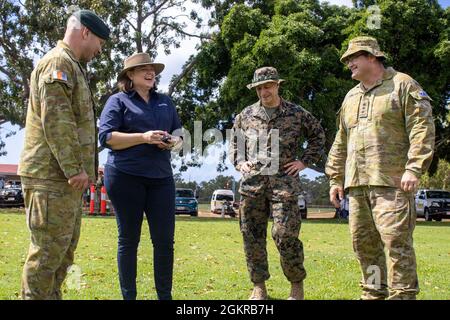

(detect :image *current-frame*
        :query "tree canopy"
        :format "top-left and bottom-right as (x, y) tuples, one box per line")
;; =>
(1, 0), (449, 176)
(0, 0), (207, 127)
(173, 0), (450, 173)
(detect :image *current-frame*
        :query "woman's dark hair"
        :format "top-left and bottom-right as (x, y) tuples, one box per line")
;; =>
(117, 74), (134, 92)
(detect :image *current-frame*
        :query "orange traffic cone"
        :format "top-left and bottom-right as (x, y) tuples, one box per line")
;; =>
(100, 186), (107, 216)
(89, 184), (96, 215)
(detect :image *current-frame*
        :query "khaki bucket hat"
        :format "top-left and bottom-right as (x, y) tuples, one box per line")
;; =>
(246, 66), (285, 89)
(118, 53), (165, 80)
(340, 36), (387, 63)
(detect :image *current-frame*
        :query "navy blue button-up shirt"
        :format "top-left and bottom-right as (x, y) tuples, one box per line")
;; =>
(99, 89), (182, 179)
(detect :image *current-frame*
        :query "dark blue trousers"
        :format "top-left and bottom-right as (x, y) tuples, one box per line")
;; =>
(104, 165), (175, 300)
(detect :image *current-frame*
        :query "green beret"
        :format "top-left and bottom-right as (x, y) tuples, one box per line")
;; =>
(73, 9), (110, 40)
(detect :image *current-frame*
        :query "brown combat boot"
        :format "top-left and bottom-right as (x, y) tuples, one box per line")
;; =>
(287, 281), (304, 300)
(249, 282), (268, 300)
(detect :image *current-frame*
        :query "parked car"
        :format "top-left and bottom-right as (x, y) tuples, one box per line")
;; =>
(0, 187), (24, 207)
(415, 189), (450, 221)
(4, 181), (21, 189)
(298, 194), (307, 219)
(210, 189), (236, 217)
(175, 188), (198, 216)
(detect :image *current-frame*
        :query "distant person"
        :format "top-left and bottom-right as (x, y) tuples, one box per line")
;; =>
(17, 10), (109, 299)
(99, 52), (182, 300)
(326, 36), (435, 300)
(229, 66), (325, 300)
(339, 195), (349, 219)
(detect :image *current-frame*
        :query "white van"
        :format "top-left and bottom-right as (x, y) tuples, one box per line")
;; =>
(210, 189), (235, 216)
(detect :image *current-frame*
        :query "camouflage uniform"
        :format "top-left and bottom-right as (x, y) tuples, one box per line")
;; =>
(229, 67), (326, 284)
(18, 40), (97, 299)
(325, 37), (435, 300)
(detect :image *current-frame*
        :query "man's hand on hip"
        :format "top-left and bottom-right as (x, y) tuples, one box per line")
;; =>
(239, 161), (254, 174)
(68, 170), (89, 191)
(284, 160), (306, 176)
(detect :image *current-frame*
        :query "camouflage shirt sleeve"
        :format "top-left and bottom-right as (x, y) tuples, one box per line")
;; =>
(228, 112), (246, 171)
(325, 106), (347, 187)
(39, 57), (84, 179)
(403, 81), (435, 177)
(298, 108), (326, 167)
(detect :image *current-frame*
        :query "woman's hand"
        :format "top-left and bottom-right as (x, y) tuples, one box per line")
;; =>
(156, 135), (182, 150)
(142, 130), (167, 144)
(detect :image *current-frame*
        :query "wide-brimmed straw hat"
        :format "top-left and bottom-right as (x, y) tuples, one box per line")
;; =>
(117, 53), (165, 80)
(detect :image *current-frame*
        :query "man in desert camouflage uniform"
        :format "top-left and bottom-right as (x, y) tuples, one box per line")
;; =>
(229, 67), (325, 300)
(325, 36), (435, 300)
(18, 10), (109, 300)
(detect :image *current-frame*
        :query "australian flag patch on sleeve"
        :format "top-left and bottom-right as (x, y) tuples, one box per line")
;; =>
(52, 70), (68, 82)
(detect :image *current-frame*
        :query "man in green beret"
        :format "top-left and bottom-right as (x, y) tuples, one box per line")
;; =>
(326, 36), (435, 300)
(18, 9), (110, 299)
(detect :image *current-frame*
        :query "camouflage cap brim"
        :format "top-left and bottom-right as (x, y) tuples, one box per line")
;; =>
(246, 79), (285, 90)
(340, 48), (386, 63)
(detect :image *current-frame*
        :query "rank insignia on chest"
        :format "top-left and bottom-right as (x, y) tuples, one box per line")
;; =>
(359, 99), (369, 118)
(52, 70), (68, 82)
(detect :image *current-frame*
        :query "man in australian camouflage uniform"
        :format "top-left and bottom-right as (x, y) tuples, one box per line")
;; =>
(229, 67), (325, 300)
(326, 36), (435, 300)
(18, 10), (109, 300)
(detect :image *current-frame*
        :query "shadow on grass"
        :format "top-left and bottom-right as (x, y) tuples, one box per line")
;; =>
(173, 216), (450, 227)
(0, 208), (25, 215)
(2, 210), (449, 227)
(175, 216), (238, 223)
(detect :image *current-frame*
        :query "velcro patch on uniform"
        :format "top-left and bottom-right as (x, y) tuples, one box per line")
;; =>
(410, 90), (432, 101)
(51, 70), (68, 82)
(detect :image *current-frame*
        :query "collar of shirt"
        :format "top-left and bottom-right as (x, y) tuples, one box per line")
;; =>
(252, 97), (287, 121)
(57, 40), (79, 63)
(57, 40), (90, 82)
(357, 67), (396, 93)
(127, 89), (159, 103)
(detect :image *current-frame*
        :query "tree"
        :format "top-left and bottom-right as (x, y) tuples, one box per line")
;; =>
(0, 122), (15, 157)
(174, 0), (355, 172)
(420, 159), (450, 190)
(174, 173), (237, 202)
(0, 0), (209, 128)
(344, 0), (450, 173)
(299, 173), (330, 205)
(173, 0), (449, 174)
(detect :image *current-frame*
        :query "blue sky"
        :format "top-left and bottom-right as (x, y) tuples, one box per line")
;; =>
(1, 0), (448, 183)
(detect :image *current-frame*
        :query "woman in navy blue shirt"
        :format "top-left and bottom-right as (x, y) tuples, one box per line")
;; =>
(99, 53), (182, 300)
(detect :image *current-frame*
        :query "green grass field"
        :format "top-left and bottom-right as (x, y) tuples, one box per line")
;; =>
(0, 209), (449, 300)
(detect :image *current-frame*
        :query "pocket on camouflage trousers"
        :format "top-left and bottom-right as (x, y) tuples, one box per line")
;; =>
(26, 190), (49, 231)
